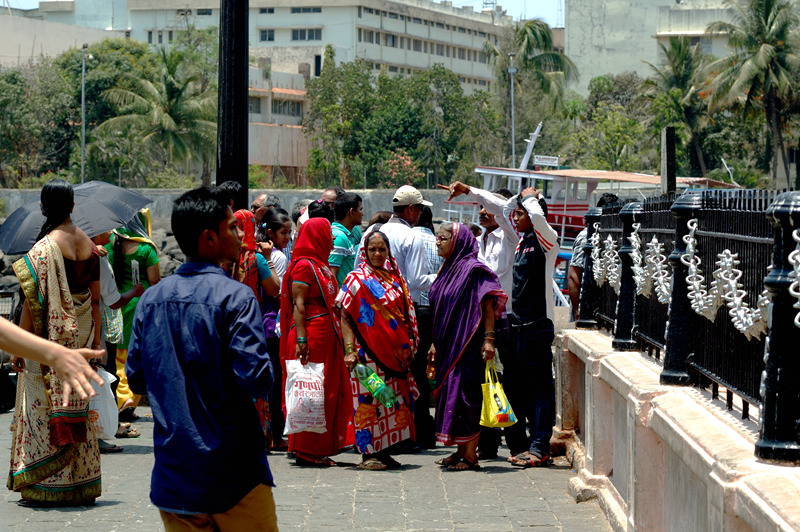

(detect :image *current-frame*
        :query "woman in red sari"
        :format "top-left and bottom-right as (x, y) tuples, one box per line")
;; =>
(336, 230), (418, 470)
(279, 217), (354, 466)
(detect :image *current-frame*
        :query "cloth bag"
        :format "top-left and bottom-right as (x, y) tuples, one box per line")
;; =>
(88, 367), (118, 440)
(479, 359), (517, 428)
(284, 360), (327, 435)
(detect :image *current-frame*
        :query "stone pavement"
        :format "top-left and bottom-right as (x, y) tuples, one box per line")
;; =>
(1, 407), (610, 531)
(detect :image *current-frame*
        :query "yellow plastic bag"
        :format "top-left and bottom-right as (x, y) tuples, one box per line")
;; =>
(479, 359), (517, 428)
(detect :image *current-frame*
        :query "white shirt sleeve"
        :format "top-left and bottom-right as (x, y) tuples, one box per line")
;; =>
(521, 194), (559, 252)
(468, 186), (519, 244)
(271, 250), (288, 287)
(99, 256), (121, 307)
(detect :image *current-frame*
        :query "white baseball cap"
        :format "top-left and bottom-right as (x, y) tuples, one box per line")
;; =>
(392, 185), (433, 207)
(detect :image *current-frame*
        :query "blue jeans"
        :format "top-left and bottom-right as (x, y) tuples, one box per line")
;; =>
(503, 318), (555, 458)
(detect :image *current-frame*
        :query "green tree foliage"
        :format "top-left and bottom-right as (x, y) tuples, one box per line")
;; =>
(643, 36), (710, 176)
(304, 46), (503, 188)
(0, 60), (75, 187)
(705, 0), (800, 187)
(568, 103), (644, 171)
(97, 48), (217, 184)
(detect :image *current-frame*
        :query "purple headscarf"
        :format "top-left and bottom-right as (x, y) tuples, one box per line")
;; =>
(429, 223), (507, 394)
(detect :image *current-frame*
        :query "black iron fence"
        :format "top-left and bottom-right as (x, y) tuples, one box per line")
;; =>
(576, 189), (800, 464)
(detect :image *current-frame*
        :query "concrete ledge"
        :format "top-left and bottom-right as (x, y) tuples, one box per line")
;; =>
(559, 329), (800, 532)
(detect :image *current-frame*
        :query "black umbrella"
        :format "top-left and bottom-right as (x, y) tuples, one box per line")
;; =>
(0, 181), (152, 255)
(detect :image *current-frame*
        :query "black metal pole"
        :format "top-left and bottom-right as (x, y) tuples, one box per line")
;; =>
(613, 202), (643, 351)
(576, 207), (603, 329)
(661, 192), (701, 385)
(217, 0), (249, 210)
(755, 191), (800, 463)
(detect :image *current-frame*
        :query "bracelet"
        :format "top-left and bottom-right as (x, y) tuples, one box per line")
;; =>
(297, 337), (307, 344)
(483, 331), (495, 337)
(344, 342), (356, 350)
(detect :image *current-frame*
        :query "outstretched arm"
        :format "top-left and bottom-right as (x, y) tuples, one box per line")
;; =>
(1, 316), (103, 404)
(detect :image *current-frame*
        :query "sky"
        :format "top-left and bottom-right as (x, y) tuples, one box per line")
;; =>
(8, 0), (563, 27)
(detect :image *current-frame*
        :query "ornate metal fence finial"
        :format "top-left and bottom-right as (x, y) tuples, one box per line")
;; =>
(613, 202), (643, 350)
(756, 191), (800, 463)
(577, 207), (604, 329)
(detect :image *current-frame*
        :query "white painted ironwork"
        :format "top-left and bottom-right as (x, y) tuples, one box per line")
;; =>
(788, 228), (800, 328)
(645, 236), (672, 304)
(630, 223), (652, 297)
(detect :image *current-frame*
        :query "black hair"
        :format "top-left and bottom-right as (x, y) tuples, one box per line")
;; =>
(217, 180), (241, 208)
(36, 179), (74, 241)
(325, 186), (345, 198)
(468, 223), (482, 237)
(308, 200), (335, 223)
(333, 192), (362, 221)
(264, 194), (281, 210)
(516, 194), (549, 217)
(597, 193), (620, 208)
(493, 188), (513, 199)
(417, 205), (435, 233)
(368, 211), (393, 227)
(392, 204), (408, 215)
(363, 230), (395, 268)
(171, 187), (229, 257)
(259, 207), (291, 243)
(291, 199), (312, 225)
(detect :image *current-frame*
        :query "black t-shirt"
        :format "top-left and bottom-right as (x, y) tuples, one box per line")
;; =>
(511, 231), (548, 325)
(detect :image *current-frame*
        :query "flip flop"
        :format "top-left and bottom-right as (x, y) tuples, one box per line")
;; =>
(115, 427), (141, 439)
(358, 458), (388, 471)
(434, 453), (459, 467)
(446, 457), (481, 471)
(507, 451), (532, 464)
(98, 439), (124, 454)
(510, 453), (551, 468)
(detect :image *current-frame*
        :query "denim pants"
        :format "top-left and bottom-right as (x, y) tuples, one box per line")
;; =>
(502, 318), (555, 457)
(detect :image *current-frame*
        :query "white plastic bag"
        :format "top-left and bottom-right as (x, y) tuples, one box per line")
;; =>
(284, 360), (326, 435)
(88, 368), (118, 440)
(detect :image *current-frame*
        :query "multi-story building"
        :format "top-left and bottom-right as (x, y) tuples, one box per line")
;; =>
(29, 0), (511, 94)
(566, 0), (731, 93)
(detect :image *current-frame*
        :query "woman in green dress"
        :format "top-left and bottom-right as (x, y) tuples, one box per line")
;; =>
(106, 211), (160, 421)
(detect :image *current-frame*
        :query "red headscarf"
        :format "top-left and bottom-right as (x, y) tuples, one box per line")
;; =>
(233, 209), (260, 300)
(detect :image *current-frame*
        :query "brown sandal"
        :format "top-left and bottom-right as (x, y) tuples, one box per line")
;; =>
(358, 458), (388, 471)
(447, 457), (481, 471)
(434, 453), (459, 467)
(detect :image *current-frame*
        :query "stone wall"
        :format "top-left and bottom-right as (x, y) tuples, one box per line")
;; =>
(556, 329), (800, 531)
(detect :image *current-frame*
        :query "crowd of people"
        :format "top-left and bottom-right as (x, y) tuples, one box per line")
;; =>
(5, 177), (561, 530)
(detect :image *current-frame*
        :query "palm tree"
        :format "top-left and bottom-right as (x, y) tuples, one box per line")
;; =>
(644, 36), (710, 176)
(704, 0), (800, 187)
(98, 48), (217, 181)
(486, 19), (578, 104)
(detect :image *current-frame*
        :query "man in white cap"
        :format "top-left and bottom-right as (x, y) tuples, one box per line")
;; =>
(359, 184), (437, 450)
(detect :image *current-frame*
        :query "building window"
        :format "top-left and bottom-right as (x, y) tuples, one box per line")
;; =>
(168, 30), (174, 42)
(147, 31), (153, 44)
(435, 22), (444, 29)
(478, 80), (487, 86)
(249, 96), (261, 114)
(358, 6), (361, 17)
(260, 29), (274, 42)
(446, 45), (450, 57)
(385, 34), (397, 48)
(365, 7), (373, 14)
(436, 44), (444, 56)
(259, 8), (274, 14)
(125, 30), (131, 39)
(478, 31), (486, 37)
(458, 48), (465, 60)
(290, 7), (321, 13)
(413, 17), (422, 24)
(458, 26), (466, 33)
(158, 31), (163, 44)
(388, 12), (397, 19)
(424, 41), (428, 53)
(292, 28), (322, 41)
(176, 9), (191, 16)
(364, 30), (374, 43)
(478, 52), (487, 63)
(272, 99), (303, 117)
(399, 37), (404, 48)
(197, 9), (211, 15)
(388, 65), (398, 73)
(413, 39), (422, 52)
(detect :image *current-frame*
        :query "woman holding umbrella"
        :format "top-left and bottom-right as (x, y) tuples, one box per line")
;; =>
(8, 179), (103, 506)
(106, 211), (161, 421)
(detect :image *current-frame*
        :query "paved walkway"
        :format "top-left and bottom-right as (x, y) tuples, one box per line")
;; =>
(1, 407), (610, 531)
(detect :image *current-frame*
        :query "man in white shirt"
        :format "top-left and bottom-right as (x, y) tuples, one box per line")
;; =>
(360, 185), (437, 450)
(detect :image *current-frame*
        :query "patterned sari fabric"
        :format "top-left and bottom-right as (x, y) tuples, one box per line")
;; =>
(8, 236), (101, 504)
(429, 224), (507, 446)
(335, 244), (420, 454)
(279, 218), (355, 459)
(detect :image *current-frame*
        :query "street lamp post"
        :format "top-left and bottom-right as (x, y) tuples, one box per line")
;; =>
(80, 43), (88, 184)
(507, 54), (518, 169)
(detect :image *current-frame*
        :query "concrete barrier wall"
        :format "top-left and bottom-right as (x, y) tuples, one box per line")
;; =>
(556, 329), (800, 532)
(0, 188), (458, 221)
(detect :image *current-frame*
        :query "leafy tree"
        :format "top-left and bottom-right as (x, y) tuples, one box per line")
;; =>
(568, 102), (644, 171)
(643, 36), (710, 176)
(705, 0), (800, 187)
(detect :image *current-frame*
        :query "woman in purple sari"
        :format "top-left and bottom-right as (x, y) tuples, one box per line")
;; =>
(428, 222), (507, 471)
